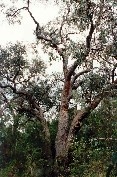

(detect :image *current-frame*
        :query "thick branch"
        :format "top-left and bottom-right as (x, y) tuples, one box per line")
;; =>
(13, 64), (22, 82)
(67, 3), (95, 80)
(59, 6), (70, 43)
(62, 56), (68, 78)
(112, 63), (117, 83)
(0, 82), (51, 143)
(0, 83), (40, 117)
(71, 69), (90, 86)
(67, 51), (89, 80)
(27, 8), (39, 26)
(0, 83), (16, 93)
(86, 0), (95, 50)
(36, 32), (65, 57)
(86, 22), (95, 49)
(66, 82), (117, 151)
(27, 7), (66, 62)
(27, 0), (30, 8)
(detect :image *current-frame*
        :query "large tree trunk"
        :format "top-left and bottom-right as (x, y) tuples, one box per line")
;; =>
(55, 80), (71, 157)
(55, 80), (71, 176)
(55, 88), (103, 176)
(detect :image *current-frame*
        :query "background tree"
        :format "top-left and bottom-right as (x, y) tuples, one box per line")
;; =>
(0, 42), (58, 177)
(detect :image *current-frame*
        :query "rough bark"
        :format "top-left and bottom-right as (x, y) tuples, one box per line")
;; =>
(55, 80), (71, 158)
(54, 89), (107, 177)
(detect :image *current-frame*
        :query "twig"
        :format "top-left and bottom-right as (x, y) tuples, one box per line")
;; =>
(8, 7), (27, 17)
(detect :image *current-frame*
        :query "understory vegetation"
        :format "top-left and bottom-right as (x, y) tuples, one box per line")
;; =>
(0, 98), (117, 176)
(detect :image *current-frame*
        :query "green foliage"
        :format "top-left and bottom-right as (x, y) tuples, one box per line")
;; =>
(29, 80), (55, 111)
(49, 119), (58, 158)
(0, 116), (52, 177)
(0, 43), (27, 81)
(69, 98), (117, 176)
(82, 73), (106, 93)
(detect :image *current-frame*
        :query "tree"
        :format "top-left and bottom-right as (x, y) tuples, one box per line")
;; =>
(0, 43), (56, 177)
(0, 0), (117, 176)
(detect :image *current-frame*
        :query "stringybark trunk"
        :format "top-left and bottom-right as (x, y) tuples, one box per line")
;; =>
(54, 109), (91, 177)
(55, 81), (70, 158)
(66, 108), (91, 152)
(55, 79), (71, 176)
(54, 99), (102, 176)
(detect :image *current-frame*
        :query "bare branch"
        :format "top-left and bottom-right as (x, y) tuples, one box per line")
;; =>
(66, 0), (96, 80)
(72, 80), (83, 90)
(59, 18), (65, 43)
(86, 22), (95, 50)
(7, 7), (28, 17)
(36, 29), (66, 59)
(1, 92), (8, 103)
(27, 0), (30, 8)
(66, 0), (96, 81)
(112, 63), (117, 83)
(0, 83), (16, 93)
(65, 32), (79, 40)
(0, 82), (44, 120)
(86, 0), (95, 50)
(71, 69), (90, 86)
(27, 8), (66, 59)
(62, 56), (68, 78)
(13, 65), (21, 82)
(27, 8), (39, 26)
(67, 51), (88, 80)
(6, 74), (14, 83)
(66, 80), (117, 151)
